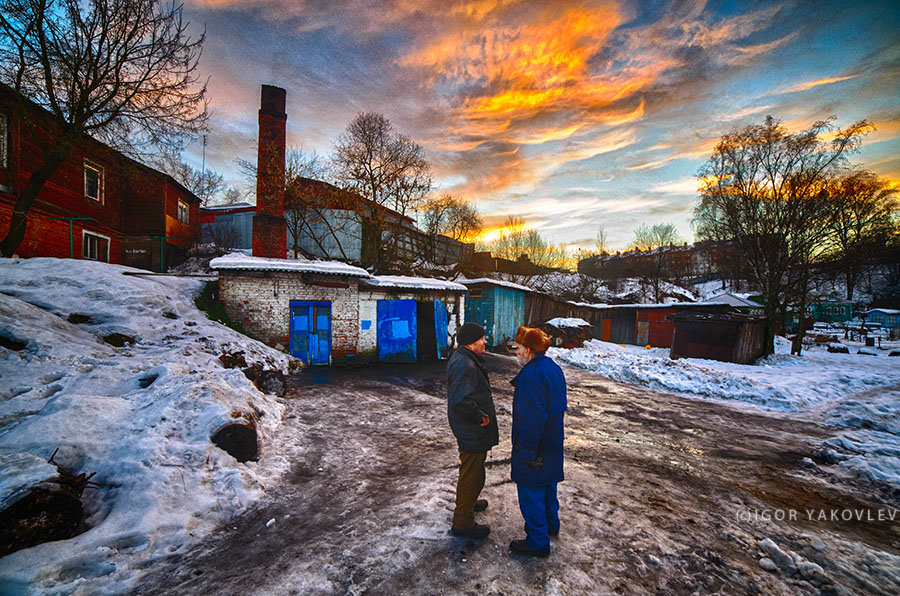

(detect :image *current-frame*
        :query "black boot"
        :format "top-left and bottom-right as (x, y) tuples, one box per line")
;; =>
(450, 523), (490, 539)
(474, 499), (488, 512)
(509, 539), (549, 558)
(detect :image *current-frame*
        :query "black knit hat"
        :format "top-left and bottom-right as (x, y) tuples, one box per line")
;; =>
(457, 322), (486, 346)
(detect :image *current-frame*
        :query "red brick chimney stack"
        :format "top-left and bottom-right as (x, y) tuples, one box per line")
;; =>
(252, 84), (287, 258)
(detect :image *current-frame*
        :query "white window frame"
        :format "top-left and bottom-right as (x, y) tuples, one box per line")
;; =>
(82, 230), (110, 262)
(177, 198), (189, 224)
(84, 161), (104, 203)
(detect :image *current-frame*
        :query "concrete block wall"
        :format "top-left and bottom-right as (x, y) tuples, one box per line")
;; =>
(358, 289), (465, 362)
(218, 271), (359, 362)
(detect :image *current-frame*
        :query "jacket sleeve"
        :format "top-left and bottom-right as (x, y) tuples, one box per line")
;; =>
(448, 359), (486, 424)
(514, 369), (548, 461)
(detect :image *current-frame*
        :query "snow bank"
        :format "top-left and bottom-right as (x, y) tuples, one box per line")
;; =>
(0, 258), (295, 594)
(551, 338), (900, 487)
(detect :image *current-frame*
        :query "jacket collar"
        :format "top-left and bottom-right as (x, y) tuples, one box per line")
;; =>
(511, 353), (547, 386)
(457, 346), (489, 378)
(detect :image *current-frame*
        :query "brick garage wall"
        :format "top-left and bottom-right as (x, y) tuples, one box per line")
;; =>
(358, 289), (465, 362)
(218, 270), (359, 362)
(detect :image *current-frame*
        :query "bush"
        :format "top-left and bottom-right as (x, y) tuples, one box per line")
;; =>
(194, 281), (246, 335)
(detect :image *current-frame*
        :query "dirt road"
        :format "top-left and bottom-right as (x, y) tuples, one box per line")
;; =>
(135, 354), (899, 595)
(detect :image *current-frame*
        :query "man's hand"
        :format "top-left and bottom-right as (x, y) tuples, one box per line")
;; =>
(524, 456), (544, 471)
(480, 415), (490, 427)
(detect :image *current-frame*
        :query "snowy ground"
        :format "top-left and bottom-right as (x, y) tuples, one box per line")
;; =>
(0, 257), (897, 595)
(552, 338), (900, 489)
(0, 258), (295, 594)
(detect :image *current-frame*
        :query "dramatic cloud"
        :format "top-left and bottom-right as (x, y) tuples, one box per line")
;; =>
(184, 0), (899, 250)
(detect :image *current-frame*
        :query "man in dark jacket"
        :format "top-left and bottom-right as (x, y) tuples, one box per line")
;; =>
(446, 322), (499, 539)
(509, 326), (567, 558)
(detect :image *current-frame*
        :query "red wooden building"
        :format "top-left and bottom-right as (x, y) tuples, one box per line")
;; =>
(0, 84), (200, 271)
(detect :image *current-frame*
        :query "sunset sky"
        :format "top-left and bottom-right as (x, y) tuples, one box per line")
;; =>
(182, 0), (900, 251)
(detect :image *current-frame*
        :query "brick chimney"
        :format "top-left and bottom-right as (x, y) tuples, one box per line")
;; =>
(252, 84), (287, 258)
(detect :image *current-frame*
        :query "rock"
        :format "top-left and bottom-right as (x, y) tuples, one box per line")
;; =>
(813, 447), (847, 464)
(647, 555), (661, 566)
(758, 538), (797, 574)
(801, 457), (819, 469)
(219, 351), (247, 368)
(889, 350), (900, 357)
(856, 348), (877, 356)
(827, 344), (849, 354)
(211, 423), (258, 462)
(66, 313), (93, 324)
(0, 334), (27, 351)
(162, 311), (179, 319)
(810, 536), (826, 551)
(103, 332), (135, 347)
(797, 560), (826, 583)
(242, 364), (286, 397)
(759, 557), (779, 572)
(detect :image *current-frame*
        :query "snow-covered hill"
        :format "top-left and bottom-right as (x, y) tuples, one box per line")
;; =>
(0, 258), (294, 593)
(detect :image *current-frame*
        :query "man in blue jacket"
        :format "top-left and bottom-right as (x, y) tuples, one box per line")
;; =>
(509, 326), (567, 558)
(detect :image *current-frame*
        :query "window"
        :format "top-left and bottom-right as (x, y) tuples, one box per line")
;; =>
(82, 231), (110, 262)
(0, 113), (7, 169)
(177, 199), (189, 224)
(468, 288), (482, 299)
(84, 162), (103, 202)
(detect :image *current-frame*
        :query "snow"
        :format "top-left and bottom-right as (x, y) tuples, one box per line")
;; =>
(550, 337), (900, 487)
(0, 453), (59, 510)
(0, 257), (295, 594)
(458, 277), (534, 292)
(360, 275), (467, 291)
(209, 252), (370, 277)
(545, 317), (591, 328)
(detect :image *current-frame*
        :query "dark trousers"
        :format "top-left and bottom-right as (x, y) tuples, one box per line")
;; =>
(516, 483), (560, 551)
(452, 450), (486, 529)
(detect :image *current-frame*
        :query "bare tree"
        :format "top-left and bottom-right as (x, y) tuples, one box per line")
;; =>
(629, 223), (683, 303)
(332, 112), (432, 270)
(822, 169), (898, 300)
(0, 0), (207, 256)
(151, 147), (223, 206)
(694, 116), (871, 355)
(595, 227), (608, 255)
(490, 215), (565, 284)
(420, 193), (481, 262)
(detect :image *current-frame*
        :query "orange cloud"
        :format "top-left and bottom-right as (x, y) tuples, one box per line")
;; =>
(770, 74), (859, 95)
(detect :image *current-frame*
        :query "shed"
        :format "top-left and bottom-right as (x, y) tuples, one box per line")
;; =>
(210, 253), (369, 366)
(540, 317), (593, 348)
(461, 278), (531, 348)
(701, 292), (765, 315)
(593, 303), (730, 348)
(358, 276), (466, 363)
(669, 311), (768, 364)
(525, 292), (573, 326)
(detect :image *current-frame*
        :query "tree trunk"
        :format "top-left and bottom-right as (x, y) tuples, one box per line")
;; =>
(0, 149), (69, 257)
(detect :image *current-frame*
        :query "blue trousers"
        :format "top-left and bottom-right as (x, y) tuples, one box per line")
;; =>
(516, 483), (559, 551)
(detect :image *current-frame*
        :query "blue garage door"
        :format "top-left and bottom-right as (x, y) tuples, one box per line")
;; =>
(434, 299), (449, 359)
(290, 301), (331, 366)
(377, 299), (417, 362)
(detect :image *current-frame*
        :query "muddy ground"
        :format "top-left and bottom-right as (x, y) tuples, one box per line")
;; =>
(134, 354), (899, 595)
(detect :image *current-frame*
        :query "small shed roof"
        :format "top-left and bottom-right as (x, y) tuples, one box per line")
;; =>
(209, 253), (370, 277)
(459, 278), (534, 293)
(668, 311), (767, 323)
(701, 292), (762, 308)
(545, 317), (592, 328)
(866, 308), (900, 315)
(360, 276), (467, 292)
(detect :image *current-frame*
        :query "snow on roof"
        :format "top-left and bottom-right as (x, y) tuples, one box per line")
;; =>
(545, 317), (592, 328)
(701, 292), (761, 308)
(201, 202), (255, 211)
(459, 277), (534, 293)
(209, 252), (370, 278)
(569, 301), (729, 310)
(360, 276), (467, 292)
(867, 308), (900, 315)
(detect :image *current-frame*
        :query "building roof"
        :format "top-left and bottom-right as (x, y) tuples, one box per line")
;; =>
(209, 252), (370, 277)
(544, 317), (592, 328)
(866, 308), (900, 315)
(459, 278), (534, 293)
(360, 276), (467, 292)
(701, 292), (761, 308)
(568, 301), (729, 311)
(201, 202), (256, 213)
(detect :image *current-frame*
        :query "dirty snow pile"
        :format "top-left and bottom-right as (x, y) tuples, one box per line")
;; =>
(551, 338), (900, 487)
(0, 257), (294, 594)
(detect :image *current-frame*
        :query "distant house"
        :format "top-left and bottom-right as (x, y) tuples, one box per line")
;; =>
(0, 83), (200, 271)
(200, 178), (474, 267)
(461, 278), (532, 348)
(865, 308), (900, 338)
